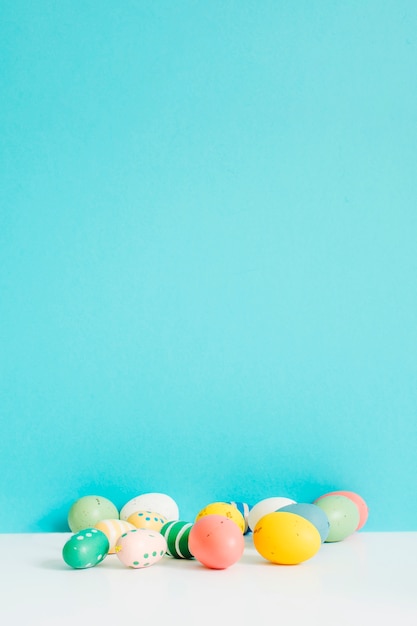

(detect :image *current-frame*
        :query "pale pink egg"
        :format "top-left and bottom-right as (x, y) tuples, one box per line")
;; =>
(115, 529), (167, 568)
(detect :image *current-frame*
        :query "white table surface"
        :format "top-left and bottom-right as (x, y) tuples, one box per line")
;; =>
(1, 531), (416, 624)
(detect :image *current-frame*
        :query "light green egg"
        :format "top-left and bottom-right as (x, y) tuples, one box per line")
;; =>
(314, 495), (360, 542)
(68, 495), (119, 532)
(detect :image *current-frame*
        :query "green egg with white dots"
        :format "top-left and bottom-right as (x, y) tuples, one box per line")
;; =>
(62, 528), (110, 569)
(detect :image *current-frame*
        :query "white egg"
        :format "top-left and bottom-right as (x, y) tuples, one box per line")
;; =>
(248, 496), (297, 531)
(120, 492), (179, 523)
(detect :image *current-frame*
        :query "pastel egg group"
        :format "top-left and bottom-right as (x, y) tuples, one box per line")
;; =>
(61, 489), (368, 572)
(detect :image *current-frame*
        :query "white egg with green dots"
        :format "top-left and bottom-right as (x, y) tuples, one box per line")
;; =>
(114, 529), (167, 568)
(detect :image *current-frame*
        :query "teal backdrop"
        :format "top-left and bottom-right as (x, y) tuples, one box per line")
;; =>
(1, 1), (416, 533)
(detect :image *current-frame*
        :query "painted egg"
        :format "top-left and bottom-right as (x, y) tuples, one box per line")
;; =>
(195, 502), (245, 533)
(248, 496), (296, 532)
(94, 519), (136, 553)
(160, 521), (194, 559)
(120, 493), (179, 523)
(253, 512), (321, 565)
(316, 491), (368, 530)
(313, 495), (360, 542)
(115, 529), (167, 568)
(62, 528), (109, 569)
(278, 503), (330, 542)
(67, 495), (119, 533)
(226, 501), (252, 534)
(127, 510), (167, 532)
(188, 514), (245, 569)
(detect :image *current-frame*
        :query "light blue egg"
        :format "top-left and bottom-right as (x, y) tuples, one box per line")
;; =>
(278, 503), (330, 542)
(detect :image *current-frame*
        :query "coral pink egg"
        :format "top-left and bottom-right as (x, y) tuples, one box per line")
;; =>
(188, 514), (245, 569)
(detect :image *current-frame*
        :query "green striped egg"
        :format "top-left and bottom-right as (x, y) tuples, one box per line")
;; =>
(160, 521), (194, 559)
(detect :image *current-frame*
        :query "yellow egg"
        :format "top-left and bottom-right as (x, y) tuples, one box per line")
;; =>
(127, 510), (168, 532)
(195, 502), (245, 533)
(94, 519), (136, 554)
(253, 511), (321, 564)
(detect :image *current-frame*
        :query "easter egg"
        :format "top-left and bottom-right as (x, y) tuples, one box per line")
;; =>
(120, 493), (179, 523)
(68, 496), (119, 532)
(253, 512), (321, 565)
(62, 528), (109, 569)
(195, 502), (245, 533)
(188, 514), (245, 569)
(127, 510), (167, 532)
(278, 503), (330, 543)
(316, 491), (368, 530)
(226, 501), (252, 534)
(248, 496), (296, 532)
(160, 521), (194, 559)
(115, 529), (167, 568)
(94, 519), (136, 554)
(314, 495), (360, 542)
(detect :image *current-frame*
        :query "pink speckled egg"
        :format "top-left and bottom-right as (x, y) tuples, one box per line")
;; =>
(188, 514), (245, 569)
(94, 519), (136, 554)
(115, 529), (167, 568)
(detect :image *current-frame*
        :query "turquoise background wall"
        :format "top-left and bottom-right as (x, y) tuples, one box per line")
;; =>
(1, 1), (416, 533)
